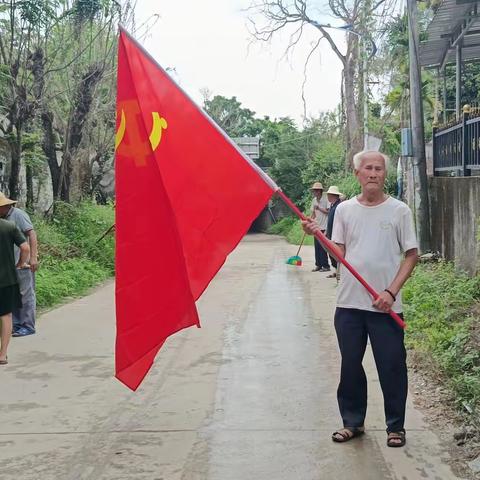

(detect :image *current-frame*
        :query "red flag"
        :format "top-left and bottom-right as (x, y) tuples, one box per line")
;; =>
(115, 29), (277, 390)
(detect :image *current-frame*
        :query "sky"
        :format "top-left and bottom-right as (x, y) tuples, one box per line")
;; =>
(132, 0), (346, 127)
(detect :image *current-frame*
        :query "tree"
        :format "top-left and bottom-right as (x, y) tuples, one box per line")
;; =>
(203, 95), (260, 137)
(36, 0), (125, 202)
(0, 0), (142, 204)
(248, 0), (394, 169)
(0, 0), (57, 199)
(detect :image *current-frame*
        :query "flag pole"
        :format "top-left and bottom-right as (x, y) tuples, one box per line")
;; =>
(276, 190), (406, 329)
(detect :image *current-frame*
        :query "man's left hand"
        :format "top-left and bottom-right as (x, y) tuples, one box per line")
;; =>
(372, 291), (394, 313)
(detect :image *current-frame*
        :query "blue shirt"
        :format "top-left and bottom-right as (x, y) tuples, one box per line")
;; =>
(5, 207), (33, 263)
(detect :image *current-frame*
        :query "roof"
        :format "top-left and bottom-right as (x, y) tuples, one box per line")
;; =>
(420, 0), (480, 69)
(233, 137), (260, 160)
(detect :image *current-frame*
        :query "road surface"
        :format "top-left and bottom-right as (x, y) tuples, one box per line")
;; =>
(1, 234), (462, 479)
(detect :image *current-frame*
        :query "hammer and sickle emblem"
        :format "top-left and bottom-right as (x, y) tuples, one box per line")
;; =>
(149, 112), (168, 151)
(115, 100), (168, 166)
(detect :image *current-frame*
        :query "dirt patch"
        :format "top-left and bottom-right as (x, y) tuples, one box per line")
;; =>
(408, 350), (480, 479)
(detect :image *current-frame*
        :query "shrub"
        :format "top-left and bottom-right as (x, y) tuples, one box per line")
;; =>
(267, 216), (314, 245)
(34, 202), (114, 309)
(403, 262), (480, 415)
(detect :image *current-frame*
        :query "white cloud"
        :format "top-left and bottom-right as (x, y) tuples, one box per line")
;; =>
(132, 0), (345, 127)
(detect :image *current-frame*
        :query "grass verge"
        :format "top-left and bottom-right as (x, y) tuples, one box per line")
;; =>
(34, 202), (114, 309)
(268, 216), (314, 245)
(403, 262), (480, 420)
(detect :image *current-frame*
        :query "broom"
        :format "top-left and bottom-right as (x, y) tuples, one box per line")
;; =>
(286, 232), (306, 266)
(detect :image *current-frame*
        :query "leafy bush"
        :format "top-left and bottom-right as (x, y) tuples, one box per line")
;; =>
(268, 216), (314, 246)
(268, 216), (296, 235)
(403, 262), (480, 414)
(51, 201), (114, 271)
(34, 202), (114, 309)
(302, 136), (344, 190)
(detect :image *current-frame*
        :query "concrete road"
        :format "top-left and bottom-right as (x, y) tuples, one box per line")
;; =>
(1, 234), (462, 480)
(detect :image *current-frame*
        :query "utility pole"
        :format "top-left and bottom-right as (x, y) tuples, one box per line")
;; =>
(363, 38), (369, 149)
(407, 0), (431, 252)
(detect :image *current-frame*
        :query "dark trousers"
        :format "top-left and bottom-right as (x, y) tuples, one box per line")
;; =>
(334, 307), (408, 432)
(329, 254), (337, 269)
(314, 235), (329, 269)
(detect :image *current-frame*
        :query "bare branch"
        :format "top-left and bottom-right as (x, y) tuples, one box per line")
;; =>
(282, 22), (306, 61)
(248, 0), (346, 63)
(301, 37), (323, 120)
(308, 19), (346, 64)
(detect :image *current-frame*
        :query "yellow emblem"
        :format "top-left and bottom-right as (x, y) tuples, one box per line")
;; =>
(115, 100), (168, 166)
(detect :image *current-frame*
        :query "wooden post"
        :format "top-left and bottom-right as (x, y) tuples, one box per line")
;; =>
(432, 122), (438, 174)
(407, 0), (431, 252)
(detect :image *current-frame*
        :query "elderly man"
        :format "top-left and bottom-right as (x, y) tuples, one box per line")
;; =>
(303, 151), (418, 448)
(0, 216), (30, 364)
(0, 193), (38, 337)
(310, 182), (330, 272)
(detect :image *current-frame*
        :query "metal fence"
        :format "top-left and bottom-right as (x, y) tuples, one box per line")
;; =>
(433, 108), (480, 176)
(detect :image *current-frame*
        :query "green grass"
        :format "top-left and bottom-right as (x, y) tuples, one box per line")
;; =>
(403, 262), (480, 416)
(34, 202), (114, 309)
(36, 258), (111, 308)
(267, 216), (314, 245)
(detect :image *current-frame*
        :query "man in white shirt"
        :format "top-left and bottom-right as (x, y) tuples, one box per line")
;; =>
(302, 151), (418, 448)
(310, 182), (330, 272)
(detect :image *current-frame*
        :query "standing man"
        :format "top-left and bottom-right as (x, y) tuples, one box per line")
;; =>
(325, 186), (343, 279)
(0, 193), (38, 337)
(310, 182), (330, 272)
(302, 151), (418, 448)
(0, 216), (30, 364)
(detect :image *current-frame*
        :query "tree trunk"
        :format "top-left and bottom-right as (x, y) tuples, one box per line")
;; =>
(344, 56), (362, 170)
(41, 110), (61, 198)
(8, 129), (21, 200)
(26, 163), (34, 210)
(60, 64), (103, 202)
(60, 152), (73, 202)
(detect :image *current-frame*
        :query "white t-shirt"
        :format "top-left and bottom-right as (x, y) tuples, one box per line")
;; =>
(331, 196), (418, 313)
(311, 196), (329, 230)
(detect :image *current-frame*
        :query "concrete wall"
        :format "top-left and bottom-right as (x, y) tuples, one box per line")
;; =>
(249, 197), (292, 232)
(429, 176), (480, 275)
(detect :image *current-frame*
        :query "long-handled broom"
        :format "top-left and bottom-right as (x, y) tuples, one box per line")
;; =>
(286, 231), (306, 266)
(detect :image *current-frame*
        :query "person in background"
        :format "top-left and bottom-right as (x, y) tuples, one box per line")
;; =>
(0, 192), (38, 337)
(325, 186), (343, 279)
(0, 217), (30, 364)
(310, 182), (330, 272)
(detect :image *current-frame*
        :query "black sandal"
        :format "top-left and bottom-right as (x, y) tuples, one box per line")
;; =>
(332, 427), (365, 443)
(387, 429), (406, 447)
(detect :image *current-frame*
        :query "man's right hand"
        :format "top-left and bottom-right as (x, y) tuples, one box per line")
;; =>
(302, 218), (320, 236)
(29, 257), (39, 272)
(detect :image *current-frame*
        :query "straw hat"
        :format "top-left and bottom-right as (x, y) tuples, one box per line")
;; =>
(311, 182), (323, 190)
(326, 185), (342, 196)
(0, 192), (16, 207)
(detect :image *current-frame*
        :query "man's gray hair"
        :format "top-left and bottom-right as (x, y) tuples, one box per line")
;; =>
(353, 150), (390, 170)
